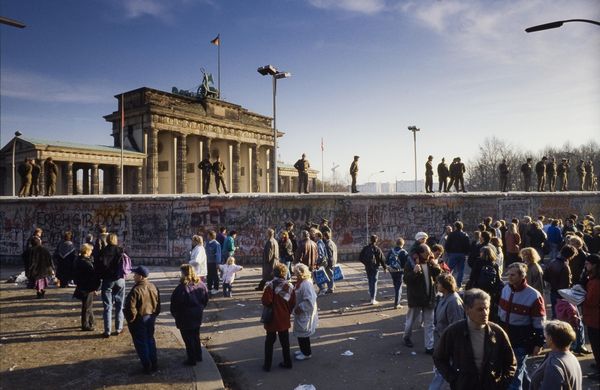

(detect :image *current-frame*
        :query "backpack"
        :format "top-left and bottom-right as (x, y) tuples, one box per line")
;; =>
(118, 252), (132, 278)
(386, 248), (407, 271)
(476, 263), (498, 292)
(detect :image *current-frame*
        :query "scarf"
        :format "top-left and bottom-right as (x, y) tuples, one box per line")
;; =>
(269, 277), (293, 302)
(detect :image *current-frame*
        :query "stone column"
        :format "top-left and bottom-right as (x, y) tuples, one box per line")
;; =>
(176, 133), (187, 194)
(146, 128), (159, 194)
(251, 144), (259, 192)
(115, 165), (122, 195)
(232, 141), (241, 193)
(135, 166), (143, 194)
(91, 164), (99, 194)
(66, 162), (74, 195)
(82, 167), (90, 195)
(38, 159), (45, 195)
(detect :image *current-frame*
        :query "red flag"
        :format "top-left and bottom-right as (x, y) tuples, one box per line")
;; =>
(211, 34), (220, 46)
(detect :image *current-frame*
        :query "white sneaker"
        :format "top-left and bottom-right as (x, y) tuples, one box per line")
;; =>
(211, 289), (219, 295)
(295, 353), (311, 361)
(294, 351), (303, 356)
(371, 299), (379, 305)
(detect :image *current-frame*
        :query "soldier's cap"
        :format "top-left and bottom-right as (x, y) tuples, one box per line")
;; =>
(302, 153), (306, 157)
(580, 159), (585, 162)
(132, 265), (150, 278)
(415, 232), (428, 241)
(526, 158), (532, 161)
(354, 155), (359, 159)
(542, 156), (548, 160)
(285, 221), (294, 227)
(562, 158), (567, 161)
(428, 155), (433, 159)
(321, 218), (328, 223)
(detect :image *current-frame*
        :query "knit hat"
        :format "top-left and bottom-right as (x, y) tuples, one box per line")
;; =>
(415, 232), (428, 241)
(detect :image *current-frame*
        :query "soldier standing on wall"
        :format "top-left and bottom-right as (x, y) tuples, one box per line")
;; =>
(558, 158), (570, 191)
(294, 153), (310, 194)
(29, 159), (41, 197)
(521, 158), (533, 192)
(498, 159), (510, 192)
(212, 156), (229, 194)
(576, 159), (586, 191)
(437, 157), (449, 193)
(447, 158), (458, 192)
(350, 155), (359, 193)
(584, 160), (594, 191)
(535, 156), (547, 192)
(44, 157), (58, 196)
(453, 157), (466, 193)
(18, 158), (32, 197)
(547, 157), (557, 192)
(198, 156), (213, 194)
(425, 155), (434, 193)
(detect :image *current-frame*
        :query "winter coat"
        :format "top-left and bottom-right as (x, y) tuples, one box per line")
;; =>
(54, 240), (76, 282)
(261, 277), (296, 333)
(29, 246), (54, 280)
(434, 292), (464, 348)
(433, 319), (516, 390)
(293, 279), (318, 338)
(526, 262), (545, 295)
(583, 275), (599, 330)
(189, 244), (207, 277)
(96, 244), (124, 281)
(295, 239), (318, 270)
(403, 260), (441, 308)
(73, 256), (101, 293)
(262, 238), (279, 280)
(170, 281), (209, 329)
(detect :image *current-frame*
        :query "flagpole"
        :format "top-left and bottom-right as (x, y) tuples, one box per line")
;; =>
(321, 137), (325, 192)
(217, 34), (221, 99)
(120, 93), (124, 195)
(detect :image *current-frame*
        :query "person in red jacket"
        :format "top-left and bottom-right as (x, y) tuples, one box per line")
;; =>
(261, 262), (296, 371)
(583, 254), (600, 379)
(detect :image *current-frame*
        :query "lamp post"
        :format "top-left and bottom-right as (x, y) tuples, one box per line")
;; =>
(12, 131), (22, 196)
(408, 126), (420, 192)
(525, 19), (600, 33)
(0, 16), (26, 28)
(258, 65), (291, 193)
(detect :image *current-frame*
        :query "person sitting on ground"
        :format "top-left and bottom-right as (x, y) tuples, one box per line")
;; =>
(529, 320), (583, 390)
(261, 263), (296, 372)
(293, 264), (318, 362)
(170, 264), (209, 366)
(219, 257), (243, 297)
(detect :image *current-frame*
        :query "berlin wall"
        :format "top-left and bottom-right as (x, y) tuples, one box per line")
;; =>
(1, 193), (599, 265)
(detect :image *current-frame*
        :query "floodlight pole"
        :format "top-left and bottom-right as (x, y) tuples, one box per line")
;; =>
(525, 19), (600, 33)
(12, 131), (22, 196)
(408, 126), (420, 192)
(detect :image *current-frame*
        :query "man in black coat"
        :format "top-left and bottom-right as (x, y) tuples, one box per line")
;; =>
(198, 157), (213, 194)
(498, 159), (510, 192)
(437, 157), (449, 192)
(535, 156), (548, 191)
(521, 158), (533, 191)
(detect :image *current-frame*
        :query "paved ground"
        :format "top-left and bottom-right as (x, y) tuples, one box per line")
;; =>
(1, 262), (598, 390)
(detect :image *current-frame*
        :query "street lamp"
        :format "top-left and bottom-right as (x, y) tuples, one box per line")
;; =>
(408, 126), (420, 192)
(525, 19), (600, 33)
(0, 16), (26, 28)
(258, 65), (291, 193)
(12, 131), (22, 196)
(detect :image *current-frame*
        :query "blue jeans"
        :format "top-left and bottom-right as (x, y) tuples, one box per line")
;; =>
(101, 278), (125, 335)
(572, 306), (586, 351)
(207, 262), (219, 290)
(223, 283), (232, 297)
(390, 271), (404, 306)
(509, 346), (529, 390)
(447, 253), (466, 287)
(429, 366), (449, 390)
(128, 315), (157, 370)
(366, 268), (379, 300)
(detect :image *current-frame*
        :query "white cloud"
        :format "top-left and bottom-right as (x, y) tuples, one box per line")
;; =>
(1, 69), (115, 104)
(307, 0), (386, 15)
(117, 0), (217, 21)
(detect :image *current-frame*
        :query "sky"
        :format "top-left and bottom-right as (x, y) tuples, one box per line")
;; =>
(1, 0), (599, 185)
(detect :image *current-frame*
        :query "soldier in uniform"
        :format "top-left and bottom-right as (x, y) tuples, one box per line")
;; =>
(454, 157), (466, 192)
(44, 157), (58, 196)
(535, 156), (547, 192)
(584, 160), (594, 191)
(520, 158), (533, 192)
(576, 159), (586, 191)
(294, 153), (310, 194)
(18, 158), (33, 197)
(349, 155), (359, 193)
(425, 155), (434, 193)
(558, 158), (570, 191)
(198, 156), (213, 194)
(546, 157), (557, 192)
(498, 159), (510, 192)
(29, 159), (41, 197)
(447, 158), (458, 191)
(212, 156), (229, 194)
(437, 157), (449, 193)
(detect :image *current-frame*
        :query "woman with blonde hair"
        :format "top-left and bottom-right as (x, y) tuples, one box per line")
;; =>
(73, 243), (100, 331)
(170, 264), (209, 366)
(520, 247), (544, 295)
(293, 263), (318, 361)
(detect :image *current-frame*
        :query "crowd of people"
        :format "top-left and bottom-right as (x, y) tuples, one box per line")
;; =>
(19, 211), (599, 387)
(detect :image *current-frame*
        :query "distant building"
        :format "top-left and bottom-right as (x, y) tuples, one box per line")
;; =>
(0, 87), (317, 195)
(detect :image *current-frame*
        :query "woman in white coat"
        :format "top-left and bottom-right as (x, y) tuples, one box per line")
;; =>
(189, 235), (207, 280)
(293, 263), (318, 361)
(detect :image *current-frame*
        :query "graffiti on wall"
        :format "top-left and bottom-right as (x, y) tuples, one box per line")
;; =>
(1, 194), (598, 264)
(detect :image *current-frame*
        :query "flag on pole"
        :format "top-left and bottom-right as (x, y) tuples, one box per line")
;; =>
(321, 137), (324, 151)
(211, 34), (220, 46)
